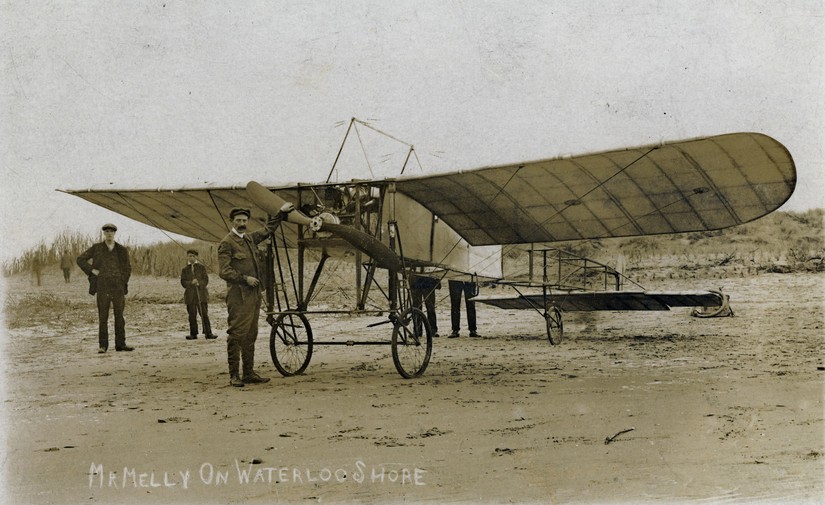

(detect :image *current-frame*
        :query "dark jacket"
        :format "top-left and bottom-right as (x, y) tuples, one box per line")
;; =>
(411, 274), (441, 291)
(76, 242), (131, 295)
(180, 262), (209, 304)
(218, 229), (270, 291)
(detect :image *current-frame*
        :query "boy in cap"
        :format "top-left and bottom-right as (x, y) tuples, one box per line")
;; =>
(180, 249), (217, 340)
(218, 205), (289, 387)
(77, 223), (133, 353)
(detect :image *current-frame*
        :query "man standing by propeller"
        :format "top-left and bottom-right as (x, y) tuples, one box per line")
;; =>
(218, 206), (288, 387)
(180, 249), (217, 340)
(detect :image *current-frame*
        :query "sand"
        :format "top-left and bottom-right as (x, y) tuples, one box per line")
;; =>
(1, 269), (823, 504)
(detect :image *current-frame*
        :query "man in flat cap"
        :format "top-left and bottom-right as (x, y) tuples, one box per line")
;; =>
(218, 206), (289, 387)
(180, 249), (217, 340)
(77, 223), (133, 353)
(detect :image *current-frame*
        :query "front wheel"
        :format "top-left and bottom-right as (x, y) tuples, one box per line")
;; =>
(545, 305), (563, 345)
(270, 311), (313, 376)
(391, 307), (432, 378)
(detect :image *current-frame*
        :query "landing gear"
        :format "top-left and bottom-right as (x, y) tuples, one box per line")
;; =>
(391, 307), (433, 378)
(544, 305), (563, 345)
(270, 311), (314, 376)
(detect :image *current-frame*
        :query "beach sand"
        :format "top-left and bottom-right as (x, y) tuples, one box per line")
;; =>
(2, 270), (823, 504)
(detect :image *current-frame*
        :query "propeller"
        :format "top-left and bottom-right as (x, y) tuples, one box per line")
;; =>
(246, 180), (322, 231)
(245, 181), (403, 271)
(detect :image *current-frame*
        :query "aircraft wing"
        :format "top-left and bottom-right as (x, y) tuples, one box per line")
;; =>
(393, 132), (795, 245)
(473, 290), (724, 312)
(61, 132), (794, 250)
(59, 186), (309, 243)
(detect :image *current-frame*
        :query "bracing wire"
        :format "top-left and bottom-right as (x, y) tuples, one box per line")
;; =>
(327, 118), (355, 183)
(353, 118), (413, 148)
(353, 122), (376, 179)
(538, 147), (658, 231)
(328, 117), (421, 183)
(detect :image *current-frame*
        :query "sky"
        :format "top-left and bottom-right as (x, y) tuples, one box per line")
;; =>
(2, 0), (824, 264)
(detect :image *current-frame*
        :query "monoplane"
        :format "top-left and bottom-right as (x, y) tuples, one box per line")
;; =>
(61, 123), (796, 378)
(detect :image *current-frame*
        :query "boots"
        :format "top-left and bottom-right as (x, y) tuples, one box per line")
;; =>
(241, 347), (269, 384)
(228, 358), (244, 387)
(242, 371), (270, 384)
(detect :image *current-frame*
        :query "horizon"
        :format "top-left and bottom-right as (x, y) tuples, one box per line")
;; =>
(5, 206), (822, 271)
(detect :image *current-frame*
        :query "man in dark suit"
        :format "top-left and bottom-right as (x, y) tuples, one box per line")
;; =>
(218, 207), (286, 387)
(77, 223), (133, 353)
(180, 249), (217, 340)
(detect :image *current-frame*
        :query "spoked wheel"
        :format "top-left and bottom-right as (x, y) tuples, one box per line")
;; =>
(544, 305), (563, 345)
(270, 311), (313, 376)
(391, 307), (433, 378)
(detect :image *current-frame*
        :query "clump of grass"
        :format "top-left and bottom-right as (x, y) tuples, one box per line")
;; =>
(127, 293), (184, 304)
(4, 293), (95, 329)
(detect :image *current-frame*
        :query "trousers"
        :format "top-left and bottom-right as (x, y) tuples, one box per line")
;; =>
(448, 280), (477, 333)
(411, 287), (438, 334)
(96, 278), (126, 350)
(187, 301), (212, 336)
(225, 286), (261, 376)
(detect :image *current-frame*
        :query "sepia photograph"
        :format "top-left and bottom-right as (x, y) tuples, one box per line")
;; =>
(2, 1), (823, 504)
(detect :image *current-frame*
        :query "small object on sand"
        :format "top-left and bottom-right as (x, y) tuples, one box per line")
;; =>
(604, 427), (635, 445)
(251, 458), (262, 464)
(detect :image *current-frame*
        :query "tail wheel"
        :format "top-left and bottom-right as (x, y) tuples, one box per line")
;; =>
(545, 305), (563, 345)
(391, 307), (433, 378)
(270, 311), (313, 376)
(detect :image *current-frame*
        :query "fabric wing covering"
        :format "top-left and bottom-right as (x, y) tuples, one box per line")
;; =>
(394, 132), (796, 245)
(62, 132), (795, 249)
(60, 187), (309, 244)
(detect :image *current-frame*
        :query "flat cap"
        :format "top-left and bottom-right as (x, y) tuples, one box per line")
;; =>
(186, 249), (198, 256)
(229, 207), (251, 219)
(102, 223), (118, 231)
